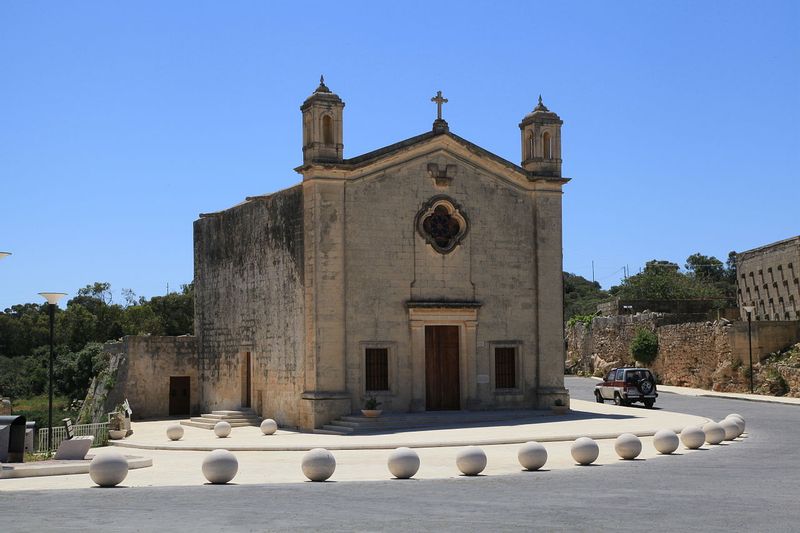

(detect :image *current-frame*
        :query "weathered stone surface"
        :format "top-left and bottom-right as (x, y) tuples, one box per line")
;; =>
(566, 314), (800, 396)
(79, 336), (199, 423)
(190, 88), (570, 431)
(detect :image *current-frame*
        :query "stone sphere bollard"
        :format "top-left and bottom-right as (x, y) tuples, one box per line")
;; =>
(517, 441), (548, 471)
(89, 452), (129, 487)
(214, 420), (232, 438)
(703, 422), (725, 445)
(202, 449), (238, 484)
(456, 446), (487, 476)
(720, 418), (740, 441)
(680, 426), (706, 449)
(614, 433), (642, 460)
(653, 429), (680, 454)
(726, 414), (745, 434)
(302, 448), (336, 482)
(726, 416), (745, 437)
(387, 447), (420, 479)
(166, 424), (184, 441)
(570, 437), (599, 465)
(260, 419), (278, 435)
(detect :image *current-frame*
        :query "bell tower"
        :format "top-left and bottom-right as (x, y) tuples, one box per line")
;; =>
(519, 95), (563, 177)
(301, 76), (345, 164)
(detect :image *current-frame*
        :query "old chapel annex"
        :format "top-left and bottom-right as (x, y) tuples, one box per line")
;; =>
(192, 79), (570, 430)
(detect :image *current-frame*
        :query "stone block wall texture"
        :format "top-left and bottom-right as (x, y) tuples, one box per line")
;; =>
(342, 154), (546, 412)
(567, 313), (800, 393)
(736, 235), (800, 321)
(80, 336), (199, 422)
(194, 185), (306, 428)
(193, 139), (567, 429)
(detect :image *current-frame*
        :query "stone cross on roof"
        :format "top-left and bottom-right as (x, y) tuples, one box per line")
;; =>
(431, 90), (448, 120)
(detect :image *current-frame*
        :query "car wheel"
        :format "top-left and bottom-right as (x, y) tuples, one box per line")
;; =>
(644, 399), (655, 408)
(638, 379), (654, 395)
(595, 391), (604, 403)
(614, 393), (623, 406)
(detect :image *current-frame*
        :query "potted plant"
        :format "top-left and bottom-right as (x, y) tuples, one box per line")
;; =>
(552, 398), (569, 415)
(107, 411), (127, 440)
(361, 395), (383, 418)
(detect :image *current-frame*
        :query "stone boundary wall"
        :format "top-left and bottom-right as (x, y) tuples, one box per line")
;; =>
(567, 313), (800, 393)
(80, 335), (199, 423)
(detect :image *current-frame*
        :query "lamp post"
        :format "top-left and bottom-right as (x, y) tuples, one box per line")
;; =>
(743, 305), (755, 394)
(0, 252), (11, 260)
(39, 292), (67, 453)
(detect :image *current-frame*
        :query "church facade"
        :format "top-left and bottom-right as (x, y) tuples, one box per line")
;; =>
(192, 79), (570, 430)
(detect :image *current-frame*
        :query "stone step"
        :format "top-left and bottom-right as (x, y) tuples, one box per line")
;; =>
(190, 417), (260, 425)
(181, 419), (262, 429)
(327, 409), (545, 434)
(211, 410), (256, 416)
(311, 428), (350, 435)
(321, 424), (354, 433)
(180, 420), (216, 429)
(196, 414), (261, 421)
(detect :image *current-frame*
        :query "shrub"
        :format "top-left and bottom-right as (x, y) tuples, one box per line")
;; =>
(567, 314), (594, 328)
(630, 329), (659, 365)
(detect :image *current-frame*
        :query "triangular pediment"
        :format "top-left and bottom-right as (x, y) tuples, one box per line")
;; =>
(296, 131), (568, 191)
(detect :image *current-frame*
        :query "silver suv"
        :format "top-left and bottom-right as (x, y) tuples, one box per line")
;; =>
(594, 367), (658, 408)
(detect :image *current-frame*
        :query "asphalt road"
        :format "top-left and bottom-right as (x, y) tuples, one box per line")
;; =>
(1, 377), (797, 532)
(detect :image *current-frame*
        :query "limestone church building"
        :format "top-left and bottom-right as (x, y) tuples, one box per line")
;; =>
(191, 79), (570, 430)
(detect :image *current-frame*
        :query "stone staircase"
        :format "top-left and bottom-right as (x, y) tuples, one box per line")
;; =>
(315, 409), (546, 435)
(180, 408), (262, 430)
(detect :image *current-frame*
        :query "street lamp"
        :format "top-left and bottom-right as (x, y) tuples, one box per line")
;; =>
(39, 292), (67, 453)
(743, 305), (755, 394)
(0, 252), (11, 260)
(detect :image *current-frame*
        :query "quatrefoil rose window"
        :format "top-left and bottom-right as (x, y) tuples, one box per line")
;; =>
(416, 197), (469, 254)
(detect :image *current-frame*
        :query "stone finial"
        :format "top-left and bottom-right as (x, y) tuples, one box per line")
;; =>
(534, 94), (549, 112)
(316, 74), (331, 93)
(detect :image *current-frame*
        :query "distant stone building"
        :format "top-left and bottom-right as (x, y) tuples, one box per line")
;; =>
(191, 81), (571, 430)
(736, 236), (800, 321)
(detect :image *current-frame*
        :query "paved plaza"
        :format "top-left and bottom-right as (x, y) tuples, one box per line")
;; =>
(1, 377), (797, 531)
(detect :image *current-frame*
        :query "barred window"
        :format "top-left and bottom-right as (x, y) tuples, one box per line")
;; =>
(495, 347), (517, 389)
(365, 348), (389, 391)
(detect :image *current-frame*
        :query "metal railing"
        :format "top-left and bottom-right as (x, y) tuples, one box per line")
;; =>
(35, 422), (109, 453)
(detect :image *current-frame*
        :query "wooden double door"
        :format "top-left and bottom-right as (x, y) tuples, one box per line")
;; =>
(425, 325), (460, 410)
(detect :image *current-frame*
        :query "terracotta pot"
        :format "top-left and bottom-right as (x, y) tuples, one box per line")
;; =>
(361, 409), (382, 418)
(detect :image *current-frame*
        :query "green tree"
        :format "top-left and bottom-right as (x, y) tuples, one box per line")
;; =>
(610, 259), (725, 300)
(685, 253), (725, 282)
(630, 329), (658, 365)
(564, 272), (608, 320)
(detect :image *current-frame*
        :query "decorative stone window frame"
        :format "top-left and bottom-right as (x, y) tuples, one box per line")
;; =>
(360, 341), (397, 396)
(488, 341), (524, 395)
(415, 195), (469, 255)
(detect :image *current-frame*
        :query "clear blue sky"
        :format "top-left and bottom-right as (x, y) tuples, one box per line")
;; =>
(1, 1), (798, 309)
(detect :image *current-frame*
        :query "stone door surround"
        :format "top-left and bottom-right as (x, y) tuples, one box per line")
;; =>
(408, 304), (479, 412)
